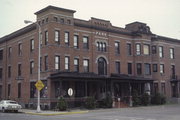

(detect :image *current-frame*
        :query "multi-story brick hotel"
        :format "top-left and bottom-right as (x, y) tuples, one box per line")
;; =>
(0, 6), (180, 108)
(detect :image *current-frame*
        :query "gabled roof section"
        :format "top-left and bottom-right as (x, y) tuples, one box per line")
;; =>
(34, 5), (76, 15)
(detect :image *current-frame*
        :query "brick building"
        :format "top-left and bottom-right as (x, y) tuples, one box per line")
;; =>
(0, 6), (180, 108)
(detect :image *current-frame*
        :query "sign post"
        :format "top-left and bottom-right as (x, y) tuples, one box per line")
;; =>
(35, 80), (44, 112)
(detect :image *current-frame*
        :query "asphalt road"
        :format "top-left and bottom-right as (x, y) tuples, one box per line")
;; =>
(0, 104), (180, 120)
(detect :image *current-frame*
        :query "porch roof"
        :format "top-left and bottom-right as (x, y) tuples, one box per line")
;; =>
(50, 71), (108, 80)
(49, 72), (154, 82)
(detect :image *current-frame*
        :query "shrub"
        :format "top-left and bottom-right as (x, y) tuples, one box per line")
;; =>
(132, 90), (141, 106)
(100, 94), (113, 108)
(57, 97), (67, 111)
(161, 94), (166, 104)
(151, 93), (166, 105)
(85, 96), (97, 109)
(141, 93), (150, 106)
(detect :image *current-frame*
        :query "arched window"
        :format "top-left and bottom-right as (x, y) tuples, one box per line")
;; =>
(98, 57), (107, 75)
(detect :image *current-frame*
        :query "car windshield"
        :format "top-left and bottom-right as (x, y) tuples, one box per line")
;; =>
(6, 101), (17, 104)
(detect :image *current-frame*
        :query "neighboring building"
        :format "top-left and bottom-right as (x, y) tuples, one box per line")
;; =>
(0, 6), (180, 108)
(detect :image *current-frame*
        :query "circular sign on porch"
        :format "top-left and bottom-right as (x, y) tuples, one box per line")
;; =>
(68, 88), (73, 96)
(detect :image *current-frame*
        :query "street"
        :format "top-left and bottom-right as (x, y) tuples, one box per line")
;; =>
(0, 104), (180, 120)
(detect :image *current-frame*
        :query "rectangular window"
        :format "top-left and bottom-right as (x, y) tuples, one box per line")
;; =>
(0, 68), (2, 79)
(55, 55), (60, 70)
(45, 31), (48, 45)
(9, 47), (12, 57)
(18, 83), (21, 98)
(18, 64), (22, 76)
(153, 64), (158, 72)
(0, 50), (3, 60)
(160, 64), (164, 74)
(83, 59), (89, 72)
(74, 58), (79, 72)
(154, 83), (159, 94)
(144, 63), (151, 75)
(67, 20), (71, 24)
(115, 61), (120, 74)
(143, 44), (150, 55)
(55, 30), (60, 43)
(103, 43), (106, 52)
(18, 43), (22, 56)
(161, 83), (166, 94)
(171, 65), (175, 75)
(30, 39), (34, 52)
(159, 46), (164, 58)
(65, 56), (70, 70)
(170, 48), (174, 59)
(45, 56), (48, 71)
(65, 32), (69, 46)
(136, 44), (141, 55)
(127, 43), (132, 55)
(8, 66), (11, 78)
(30, 82), (36, 98)
(60, 18), (64, 23)
(83, 36), (89, 49)
(8, 84), (11, 97)
(152, 46), (157, 54)
(137, 63), (142, 75)
(171, 65), (176, 79)
(128, 63), (132, 74)
(74, 35), (79, 48)
(30, 61), (34, 74)
(115, 42), (120, 54)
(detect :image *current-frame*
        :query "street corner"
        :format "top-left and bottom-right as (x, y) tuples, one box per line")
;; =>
(24, 110), (89, 116)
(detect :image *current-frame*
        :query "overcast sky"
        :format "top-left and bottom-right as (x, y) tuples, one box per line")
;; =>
(0, 0), (180, 39)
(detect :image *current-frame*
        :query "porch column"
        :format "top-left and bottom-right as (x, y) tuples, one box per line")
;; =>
(129, 82), (132, 107)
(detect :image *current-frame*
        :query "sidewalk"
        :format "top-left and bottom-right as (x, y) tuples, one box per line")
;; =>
(20, 109), (89, 116)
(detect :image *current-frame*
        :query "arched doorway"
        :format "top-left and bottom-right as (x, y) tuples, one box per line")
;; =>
(98, 57), (107, 75)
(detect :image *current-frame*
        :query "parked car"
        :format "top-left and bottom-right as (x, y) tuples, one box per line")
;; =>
(0, 100), (22, 113)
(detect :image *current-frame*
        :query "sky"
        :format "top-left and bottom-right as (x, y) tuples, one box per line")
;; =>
(0, 0), (180, 39)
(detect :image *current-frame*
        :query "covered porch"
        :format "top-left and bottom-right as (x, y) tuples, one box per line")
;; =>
(49, 72), (153, 108)
(49, 72), (109, 108)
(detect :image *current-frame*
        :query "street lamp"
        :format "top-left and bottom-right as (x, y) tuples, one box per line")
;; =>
(24, 20), (41, 112)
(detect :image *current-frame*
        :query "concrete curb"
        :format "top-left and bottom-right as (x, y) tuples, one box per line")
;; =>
(25, 110), (89, 116)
